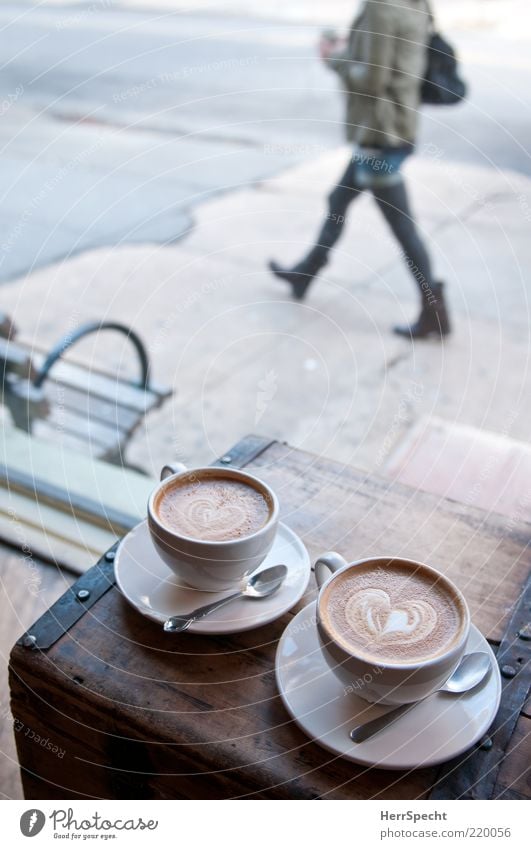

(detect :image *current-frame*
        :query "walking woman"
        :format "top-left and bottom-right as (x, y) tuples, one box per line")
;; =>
(269, 0), (450, 339)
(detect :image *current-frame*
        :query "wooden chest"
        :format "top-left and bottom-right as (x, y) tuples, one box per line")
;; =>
(9, 436), (531, 799)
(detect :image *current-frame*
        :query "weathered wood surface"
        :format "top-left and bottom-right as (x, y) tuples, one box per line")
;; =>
(494, 715), (531, 800)
(0, 543), (72, 799)
(250, 441), (531, 644)
(430, 571), (531, 800)
(9, 437), (531, 799)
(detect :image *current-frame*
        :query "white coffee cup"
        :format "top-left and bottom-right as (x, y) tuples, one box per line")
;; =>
(315, 553), (470, 705)
(147, 463), (279, 592)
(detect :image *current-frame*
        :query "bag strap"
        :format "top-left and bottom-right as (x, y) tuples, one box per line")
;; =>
(425, 0), (436, 30)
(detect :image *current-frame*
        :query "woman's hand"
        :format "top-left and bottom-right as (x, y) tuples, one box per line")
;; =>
(319, 33), (347, 62)
(319, 35), (336, 61)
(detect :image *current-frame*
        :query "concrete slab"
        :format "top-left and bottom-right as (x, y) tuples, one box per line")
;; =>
(385, 415), (531, 520)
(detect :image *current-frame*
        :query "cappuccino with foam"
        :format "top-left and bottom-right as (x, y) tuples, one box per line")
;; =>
(320, 560), (466, 664)
(155, 472), (271, 542)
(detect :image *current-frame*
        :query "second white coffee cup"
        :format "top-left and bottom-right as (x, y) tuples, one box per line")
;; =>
(315, 553), (470, 705)
(147, 463), (279, 592)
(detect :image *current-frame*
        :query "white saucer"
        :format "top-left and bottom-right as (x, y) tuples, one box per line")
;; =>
(275, 602), (501, 770)
(115, 520), (311, 634)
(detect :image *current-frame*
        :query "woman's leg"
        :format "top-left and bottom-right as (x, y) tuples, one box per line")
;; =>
(371, 178), (450, 337)
(314, 160), (366, 254)
(269, 158), (365, 299)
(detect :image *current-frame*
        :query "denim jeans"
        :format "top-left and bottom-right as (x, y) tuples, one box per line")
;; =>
(352, 146), (412, 188)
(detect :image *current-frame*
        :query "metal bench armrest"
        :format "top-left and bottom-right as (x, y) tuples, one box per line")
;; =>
(33, 321), (151, 391)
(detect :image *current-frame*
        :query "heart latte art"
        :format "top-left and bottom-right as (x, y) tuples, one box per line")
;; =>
(345, 588), (438, 647)
(322, 562), (465, 663)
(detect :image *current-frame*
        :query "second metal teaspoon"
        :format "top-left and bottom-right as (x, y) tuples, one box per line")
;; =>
(163, 564), (288, 633)
(349, 651), (492, 743)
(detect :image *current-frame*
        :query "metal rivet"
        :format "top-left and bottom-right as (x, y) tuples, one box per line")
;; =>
(480, 736), (493, 751)
(22, 634), (37, 648)
(76, 589), (90, 602)
(105, 550), (116, 562)
(220, 455), (232, 464)
(501, 664), (517, 679)
(518, 624), (531, 641)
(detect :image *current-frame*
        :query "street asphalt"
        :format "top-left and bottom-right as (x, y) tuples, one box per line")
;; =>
(0, 0), (530, 282)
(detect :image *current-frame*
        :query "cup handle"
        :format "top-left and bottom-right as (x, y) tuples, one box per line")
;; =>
(315, 551), (348, 589)
(160, 462), (187, 481)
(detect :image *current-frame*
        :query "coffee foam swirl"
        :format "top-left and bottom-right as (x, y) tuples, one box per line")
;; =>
(323, 562), (464, 663)
(345, 588), (438, 647)
(157, 477), (270, 542)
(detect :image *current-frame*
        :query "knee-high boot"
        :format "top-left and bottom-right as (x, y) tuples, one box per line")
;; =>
(372, 180), (451, 338)
(269, 161), (364, 300)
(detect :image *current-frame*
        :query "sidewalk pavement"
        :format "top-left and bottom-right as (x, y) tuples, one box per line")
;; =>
(2, 147), (530, 476)
(33, 0), (531, 33)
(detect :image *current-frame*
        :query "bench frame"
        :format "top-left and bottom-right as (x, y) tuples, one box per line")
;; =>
(1, 320), (171, 471)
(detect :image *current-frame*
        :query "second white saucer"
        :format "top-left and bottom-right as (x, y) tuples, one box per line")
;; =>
(115, 519), (311, 634)
(276, 602), (501, 770)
